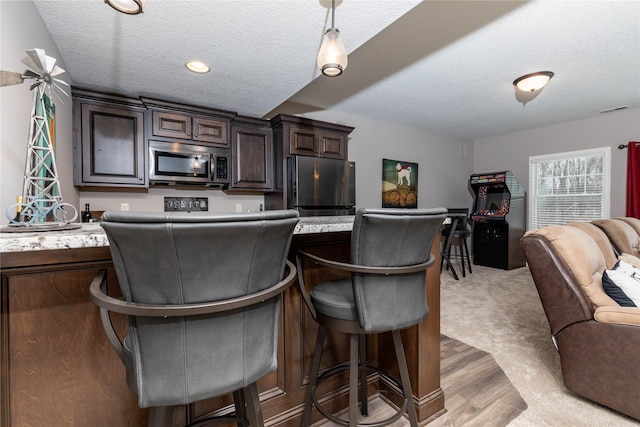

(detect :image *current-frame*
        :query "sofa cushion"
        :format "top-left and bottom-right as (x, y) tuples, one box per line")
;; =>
(602, 261), (640, 307)
(594, 305), (640, 326)
(593, 219), (640, 258)
(619, 253), (640, 269)
(527, 225), (617, 308)
(567, 222), (617, 268)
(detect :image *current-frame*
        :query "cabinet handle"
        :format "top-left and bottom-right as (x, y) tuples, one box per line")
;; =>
(187, 132), (191, 136)
(194, 133), (199, 137)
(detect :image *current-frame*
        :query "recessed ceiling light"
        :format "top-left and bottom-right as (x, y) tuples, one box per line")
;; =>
(185, 60), (210, 74)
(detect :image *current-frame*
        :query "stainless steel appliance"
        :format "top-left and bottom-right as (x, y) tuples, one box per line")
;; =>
(288, 156), (356, 216)
(149, 140), (230, 187)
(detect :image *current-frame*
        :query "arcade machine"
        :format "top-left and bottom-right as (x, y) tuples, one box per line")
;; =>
(470, 171), (526, 270)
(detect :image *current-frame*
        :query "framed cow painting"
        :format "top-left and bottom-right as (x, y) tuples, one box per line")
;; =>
(382, 158), (418, 208)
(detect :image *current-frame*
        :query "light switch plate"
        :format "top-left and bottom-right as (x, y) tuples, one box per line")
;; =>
(164, 197), (208, 212)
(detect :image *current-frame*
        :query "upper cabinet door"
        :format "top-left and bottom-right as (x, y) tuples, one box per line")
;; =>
(289, 127), (318, 156)
(152, 111), (192, 140)
(318, 130), (346, 159)
(193, 117), (228, 146)
(151, 111), (229, 147)
(230, 125), (273, 191)
(76, 102), (146, 187)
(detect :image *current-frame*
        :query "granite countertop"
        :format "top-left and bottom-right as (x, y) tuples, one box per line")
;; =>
(0, 215), (355, 254)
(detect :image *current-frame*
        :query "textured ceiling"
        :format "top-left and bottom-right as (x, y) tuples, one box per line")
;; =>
(34, 0), (640, 141)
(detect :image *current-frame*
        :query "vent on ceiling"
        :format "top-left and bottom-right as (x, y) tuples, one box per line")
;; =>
(599, 105), (628, 114)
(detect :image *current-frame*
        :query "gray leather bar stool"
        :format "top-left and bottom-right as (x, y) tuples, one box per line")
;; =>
(296, 208), (446, 427)
(90, 210), (299, 427)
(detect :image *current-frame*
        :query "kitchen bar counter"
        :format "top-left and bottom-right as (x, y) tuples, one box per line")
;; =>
(0, 215), (356, 253)
(0, 215), (443, 427)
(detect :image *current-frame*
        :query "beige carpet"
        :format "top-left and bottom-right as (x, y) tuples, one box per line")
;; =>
(440, 264), (638, 427)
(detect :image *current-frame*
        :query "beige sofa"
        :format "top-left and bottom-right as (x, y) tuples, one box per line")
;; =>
(593, 217), (640, 258)
(521, 222), (640, 420)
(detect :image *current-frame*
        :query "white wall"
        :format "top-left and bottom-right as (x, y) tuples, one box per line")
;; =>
(7, 1), (634, 223)
(0, 0), (474, 222)
(79, 189), (264, 217)
(0, 0), (77, 226)
(473, 108), (640, 219)
(294, 110), (476, 211)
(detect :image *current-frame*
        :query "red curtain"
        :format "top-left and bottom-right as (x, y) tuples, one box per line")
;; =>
(626, 141), (640, 218)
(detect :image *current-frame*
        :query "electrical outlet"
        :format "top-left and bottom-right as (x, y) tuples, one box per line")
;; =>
(235, 203), (242, 213)
(120, 203), (129, 211)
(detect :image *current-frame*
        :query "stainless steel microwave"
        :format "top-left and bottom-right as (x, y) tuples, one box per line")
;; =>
(149, 140), (230, 187)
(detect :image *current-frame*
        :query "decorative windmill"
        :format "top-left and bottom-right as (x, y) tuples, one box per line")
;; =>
(2, 48), (78, 230)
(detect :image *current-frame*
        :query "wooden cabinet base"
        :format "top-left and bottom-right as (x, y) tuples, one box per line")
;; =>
(1, 234), (444, 426)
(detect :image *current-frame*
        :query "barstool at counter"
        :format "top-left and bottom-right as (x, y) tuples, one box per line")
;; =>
(296, 207), (446, 427)
(90, 210), (299, 427)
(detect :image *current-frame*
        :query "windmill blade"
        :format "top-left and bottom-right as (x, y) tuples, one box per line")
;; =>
(44, 55), (57, 74)
(22, 55), (42, 75)
(50, 64), (65, 77)
(53, 77), (70, 88)
(22, 69), (40, 80)
(0, 70), (24, 87)
(53, 81), (69, 98)
(23, 48), (47, 74)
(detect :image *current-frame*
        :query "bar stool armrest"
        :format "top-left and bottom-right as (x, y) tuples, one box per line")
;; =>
(298, 250), (435, 275)
(91, 270), (125, 362)
(89, 260), (296, 318)
(295, 251), (435, 321)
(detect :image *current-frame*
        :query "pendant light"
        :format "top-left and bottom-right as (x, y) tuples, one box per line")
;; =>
(317, 0), (348, 77)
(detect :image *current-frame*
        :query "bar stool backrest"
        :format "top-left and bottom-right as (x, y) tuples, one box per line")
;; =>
(100, 210), (299, 408)
(351, 208), (446, 332)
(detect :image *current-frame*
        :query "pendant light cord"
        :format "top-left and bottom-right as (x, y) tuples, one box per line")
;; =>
(331, 0), (335, 29)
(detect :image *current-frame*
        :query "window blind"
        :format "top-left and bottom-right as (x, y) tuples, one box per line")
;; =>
(529, 147), (610, 230)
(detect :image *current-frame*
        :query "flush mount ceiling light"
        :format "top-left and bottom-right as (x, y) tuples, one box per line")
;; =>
(185, 60), (210, 74)
(513, 71), (554, 92)
(317, 0), (348, 77)
(105, 0), (144, 15)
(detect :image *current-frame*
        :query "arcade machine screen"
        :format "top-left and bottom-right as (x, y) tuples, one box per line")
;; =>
(472, 184), (510, 219)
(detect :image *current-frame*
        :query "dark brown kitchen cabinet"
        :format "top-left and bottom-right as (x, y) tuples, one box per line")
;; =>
(289, 127), (347, 159)
(142, 97), (235, 148)
(73, 88), (147, 188)
(274, 114), (352, 160)
(229, 117), (273, 191)
(151, 111), (228, 146)
(266, 114), (354, 210)
(318, 130), (347, 159)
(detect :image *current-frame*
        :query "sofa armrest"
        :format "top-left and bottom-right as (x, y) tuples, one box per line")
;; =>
(594, 306), (640, 326)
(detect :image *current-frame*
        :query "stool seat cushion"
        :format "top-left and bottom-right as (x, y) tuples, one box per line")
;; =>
(311, 279), (357, 321)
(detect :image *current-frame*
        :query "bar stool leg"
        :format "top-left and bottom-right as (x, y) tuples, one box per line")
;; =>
(148, 406), (174, 427)
(349, 333), (359, 427)
(243, 383), (263, 427)
(359, 334), (368, 416)
(233, 390), (247, 427)
(302, 325), (326, 427)
(392, 330), (418, 427)
(463, 238), (473, 273)
(458, 237), (466, 278)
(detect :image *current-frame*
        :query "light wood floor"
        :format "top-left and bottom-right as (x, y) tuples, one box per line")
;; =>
(313, 334), (527, 427)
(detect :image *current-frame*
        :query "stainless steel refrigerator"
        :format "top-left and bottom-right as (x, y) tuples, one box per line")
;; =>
(288, 156), (356, 216)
